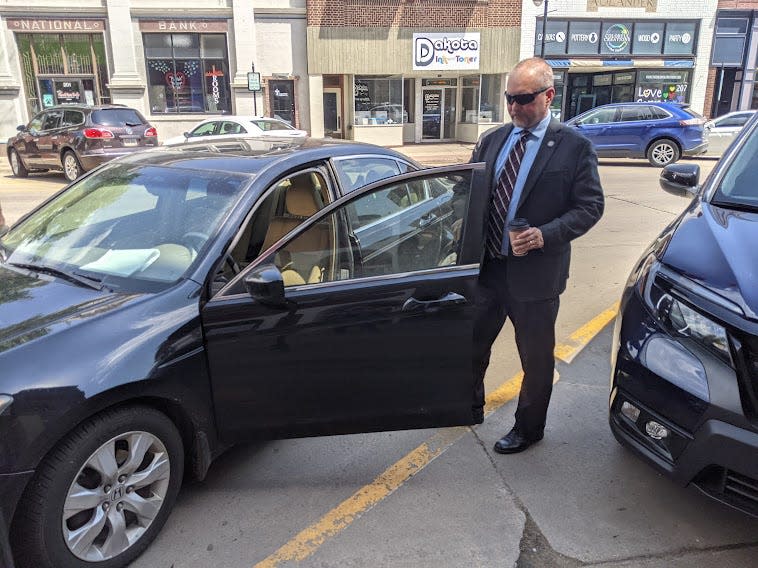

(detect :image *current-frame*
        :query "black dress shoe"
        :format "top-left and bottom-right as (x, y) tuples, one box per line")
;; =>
(493, 429), (543, 454)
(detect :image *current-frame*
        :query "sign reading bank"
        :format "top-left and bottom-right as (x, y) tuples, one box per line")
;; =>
(413, 33), (480, 71)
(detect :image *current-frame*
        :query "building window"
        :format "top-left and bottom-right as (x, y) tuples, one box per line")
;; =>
(354, 75), (403, 125)
(16, 32), (110, 116)
(461, 76), (480, 123)
(144, 33), (231, 114)
(480, 75), (502, 123)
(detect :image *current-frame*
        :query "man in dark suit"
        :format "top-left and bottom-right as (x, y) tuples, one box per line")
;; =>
(470, 57), (604, 454)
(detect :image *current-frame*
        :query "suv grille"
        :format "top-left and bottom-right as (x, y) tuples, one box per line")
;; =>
(694, 466), (758, 517)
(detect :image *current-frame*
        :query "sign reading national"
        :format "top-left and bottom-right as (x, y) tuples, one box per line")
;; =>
(413, 33), (480, 71)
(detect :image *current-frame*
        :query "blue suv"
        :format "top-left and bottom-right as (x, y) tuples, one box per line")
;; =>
(566, 102), (708, 167)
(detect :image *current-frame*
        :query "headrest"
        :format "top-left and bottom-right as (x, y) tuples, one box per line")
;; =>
(285, 176), (319, 217)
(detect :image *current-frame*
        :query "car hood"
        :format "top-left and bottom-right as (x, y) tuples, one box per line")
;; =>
(0, 265), (137, 353)
(661, 201), (758, 320)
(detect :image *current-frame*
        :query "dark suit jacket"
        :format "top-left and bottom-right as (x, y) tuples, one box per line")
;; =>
(472, 118), (604, 301)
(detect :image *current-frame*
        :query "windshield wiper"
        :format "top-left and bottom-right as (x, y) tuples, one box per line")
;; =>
(710, 199), (758, 214)
(9, 262), (106, 291)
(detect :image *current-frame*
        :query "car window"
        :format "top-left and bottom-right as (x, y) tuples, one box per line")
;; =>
(61, 110), (85, 127)
(256, 170), (472, 288)
(578, 108), (616, 125)
(221, 121), (244, 135)
(649, 106), (671, 119)
(42, 110), (63, 131)
(251, 119), (294, 131)
(191, 122), (218, 136)
(28, 114), (44, 133)
(619, 106), (654, 122)
(220, 170), (331, 281)
(91, 108), (145, 126)
(716, 115), (751, 128)
(714, 125), (758, 207)
(333, 157), (403, 193)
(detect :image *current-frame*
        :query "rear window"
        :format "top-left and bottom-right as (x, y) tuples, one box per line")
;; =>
(251, 119), (295, 132)
(91, 109), (146, 126)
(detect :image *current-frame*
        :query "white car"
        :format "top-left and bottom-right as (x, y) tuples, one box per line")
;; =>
(703, 110), (757, 157)
(163, 116), (307, 146)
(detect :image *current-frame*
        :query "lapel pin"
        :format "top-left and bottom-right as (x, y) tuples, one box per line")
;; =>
(547, 140), (555, 147)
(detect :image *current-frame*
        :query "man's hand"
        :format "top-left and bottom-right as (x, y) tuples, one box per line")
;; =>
(510, 227), (543, 256)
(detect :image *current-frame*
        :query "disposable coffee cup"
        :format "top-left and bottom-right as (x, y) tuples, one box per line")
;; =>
(507, 218), (530, 256)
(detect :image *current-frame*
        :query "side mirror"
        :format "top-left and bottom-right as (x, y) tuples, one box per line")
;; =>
(660, 163), (700, 197)
(183, 132), (190, 139)
(244, 263), (286, 307)
(16, 124), (26, 132)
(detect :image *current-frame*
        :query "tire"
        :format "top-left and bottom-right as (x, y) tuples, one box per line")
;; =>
(62, 150), (84, 182)
(8, 148), (28, 178)
(11, 406), (184, 568)
(646, 139), (680, 167)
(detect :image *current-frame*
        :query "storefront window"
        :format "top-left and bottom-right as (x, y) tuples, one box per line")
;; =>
(461, 76), (480, 123)
(144, 33), (231, 114)
(354, 75), (403, 125)
(636, 70), (690, 104)
(480, 75), (502, 123)
(16, 32), (110, 116)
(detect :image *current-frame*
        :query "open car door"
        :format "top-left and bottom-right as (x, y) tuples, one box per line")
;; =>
(202, 163), (488, 441)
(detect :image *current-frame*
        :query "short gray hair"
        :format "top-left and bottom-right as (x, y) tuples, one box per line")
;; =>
(512, 57), (554, 88)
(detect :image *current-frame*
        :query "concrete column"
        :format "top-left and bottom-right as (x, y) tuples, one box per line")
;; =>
(309, 74), (324, 138)
(105, 0), (146, 111)
(230, 0), (257, 114)
(0, 24), (23, 141)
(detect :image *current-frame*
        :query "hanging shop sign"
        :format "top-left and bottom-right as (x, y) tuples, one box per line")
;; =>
(6, 18), (105, 32)
(413, 33), (480, 71)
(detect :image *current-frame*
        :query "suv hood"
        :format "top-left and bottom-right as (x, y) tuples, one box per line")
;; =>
(661, 201), (758, 320)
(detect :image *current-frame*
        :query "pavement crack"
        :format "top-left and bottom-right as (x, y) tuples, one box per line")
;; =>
(469, 426), (586, 568)
(605, 194), (681, 216)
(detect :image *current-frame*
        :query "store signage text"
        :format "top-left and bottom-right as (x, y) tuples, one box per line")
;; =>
(637, 32), (661, 44)
(413, 33), (480, 71)
(636, 83), (687, 103)
(572, 32), (598, 44)
(603, 23), (630, 52)
(139, 20), (228, 32)
(7, 18), (105, 32)
(587, 0), (657, 12)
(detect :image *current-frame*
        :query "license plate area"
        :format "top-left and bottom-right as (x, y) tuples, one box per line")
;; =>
(122, 138), (138, 146)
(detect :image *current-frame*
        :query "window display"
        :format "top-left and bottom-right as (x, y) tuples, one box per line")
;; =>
(354, 76), (403, 125)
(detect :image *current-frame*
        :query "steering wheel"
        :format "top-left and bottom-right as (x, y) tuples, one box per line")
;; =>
(180, 231), (210, 255)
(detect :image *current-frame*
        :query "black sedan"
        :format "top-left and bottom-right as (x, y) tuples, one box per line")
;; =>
(610, 114), (758, 517)
(0, 139), (487, 568)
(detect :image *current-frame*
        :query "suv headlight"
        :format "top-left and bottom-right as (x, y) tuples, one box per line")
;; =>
(639, 257), (731, 365)
(0, 395), (13, 416)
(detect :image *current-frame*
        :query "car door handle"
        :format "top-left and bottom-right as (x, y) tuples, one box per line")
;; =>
(419, 212), (437, 227)
(402, 292), (467, 312)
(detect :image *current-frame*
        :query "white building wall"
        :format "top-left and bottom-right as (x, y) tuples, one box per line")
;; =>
(519, 0), (718, 115)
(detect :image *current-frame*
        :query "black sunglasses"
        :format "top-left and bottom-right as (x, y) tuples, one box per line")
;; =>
(505, 86), (551, 105)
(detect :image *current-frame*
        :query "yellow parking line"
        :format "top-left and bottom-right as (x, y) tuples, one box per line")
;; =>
(253, 303), (619, 567)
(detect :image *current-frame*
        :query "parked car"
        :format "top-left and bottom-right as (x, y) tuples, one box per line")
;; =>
(162, 115), (307, 146)
(0, 138), (486, 568)
(703, 110), (757, 157)
(566, 102), (708, 167)
(6, 104), (158, 182)
(610, 112), (758, 517)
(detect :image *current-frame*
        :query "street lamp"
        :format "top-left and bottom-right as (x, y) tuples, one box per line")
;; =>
(533, 0), (548, 58)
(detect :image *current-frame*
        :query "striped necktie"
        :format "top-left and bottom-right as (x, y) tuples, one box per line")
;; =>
(486, 129), (530, 259)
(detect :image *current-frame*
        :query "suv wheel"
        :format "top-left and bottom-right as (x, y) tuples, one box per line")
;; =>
(647, 139), (680, 167)
(62, 151), (84, 182)
(9, 148), (28, 178)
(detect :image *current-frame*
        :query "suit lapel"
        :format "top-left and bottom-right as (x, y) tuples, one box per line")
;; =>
(482, 124), (513, 192)
(517, 119), (564, 210)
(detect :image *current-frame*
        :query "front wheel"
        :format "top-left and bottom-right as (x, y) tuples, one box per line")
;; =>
(11, 406), (184, 568)
(646, 139), (680, 167)
(9, 148), (28, 178)
(62, 150), (84, 182)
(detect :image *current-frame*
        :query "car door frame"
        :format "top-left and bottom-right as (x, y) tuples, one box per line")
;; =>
(200, 163), (487, 442)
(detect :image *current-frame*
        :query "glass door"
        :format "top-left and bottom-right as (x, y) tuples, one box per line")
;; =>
(323, 88), (342, 138)
(422, 88), (442, 140)
(269, 79), (296, 124)
(443, 88), (456, 139)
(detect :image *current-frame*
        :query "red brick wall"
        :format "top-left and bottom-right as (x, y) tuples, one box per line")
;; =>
(702, 67), (719, 118)
(306, 0), (522, 28)
(717, 0), (758, 8)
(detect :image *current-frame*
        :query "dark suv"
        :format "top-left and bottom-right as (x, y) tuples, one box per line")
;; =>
(6, 105), (158, 182)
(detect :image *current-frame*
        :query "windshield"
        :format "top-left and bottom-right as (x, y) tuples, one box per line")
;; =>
(712, 120), (758, 209)
(1, 163), (248, 291)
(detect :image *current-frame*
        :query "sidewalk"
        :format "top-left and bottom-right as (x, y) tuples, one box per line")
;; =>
(389, 142), (475, 166)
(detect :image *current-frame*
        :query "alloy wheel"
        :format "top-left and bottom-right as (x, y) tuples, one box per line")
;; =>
(62, 431), (171, 561)
(63, 153), (81, 181)
(651, 143), (675, 166)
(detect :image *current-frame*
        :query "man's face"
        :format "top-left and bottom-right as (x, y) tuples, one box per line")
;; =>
(506, 70), (555, 129)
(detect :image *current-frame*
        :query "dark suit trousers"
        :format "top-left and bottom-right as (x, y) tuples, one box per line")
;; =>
(472, 257), (560, 439)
